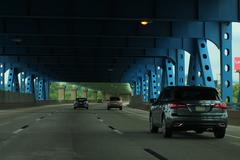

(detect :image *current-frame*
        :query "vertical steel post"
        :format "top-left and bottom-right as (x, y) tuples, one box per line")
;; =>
(0, 63), (4, 90)
(156, 66), (162, 96)
(149, 69), (158, 99)
(25, 74), (33, 94)
(220, 23), (232, 103)
(197, 39), (215, 87)
(165, 59), (175, 86)
(6, 67), (14, 92)
(38, 79), (45, 101)
(19, 72), (25, 93)
(176, 50), (185, 86)
(34, 77), (39, 99)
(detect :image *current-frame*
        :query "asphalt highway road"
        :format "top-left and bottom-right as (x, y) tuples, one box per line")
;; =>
(0, 103), (240, 160)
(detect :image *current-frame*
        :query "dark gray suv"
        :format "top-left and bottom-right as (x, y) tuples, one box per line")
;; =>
(149, 86), (228, 138)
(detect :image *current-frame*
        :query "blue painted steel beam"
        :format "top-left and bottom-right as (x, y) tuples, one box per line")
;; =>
(0, 62), (4, 90)
(38, 79), (45, 101)
(220, 23), (232, 103)
(163, 59), (175, 87)
(6, 67), (14, 92)
(197, 39), (215, 88)
(19, 72), (25, 93)
(25, 74), (33, 94)
(34, 77), (39, 100)
(44, 80), (49, 100)
(175, 50), (185, 86)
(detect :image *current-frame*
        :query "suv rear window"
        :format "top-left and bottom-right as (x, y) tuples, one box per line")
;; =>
(174, 88), (219, 101)
(110, 97), (120, 101)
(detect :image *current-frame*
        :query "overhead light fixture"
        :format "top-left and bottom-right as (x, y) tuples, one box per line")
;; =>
(140, 20), (151, 26)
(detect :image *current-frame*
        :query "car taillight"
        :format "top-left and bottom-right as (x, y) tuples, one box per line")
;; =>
(214, 103), (227, 110)
(169, 103), (186, 109)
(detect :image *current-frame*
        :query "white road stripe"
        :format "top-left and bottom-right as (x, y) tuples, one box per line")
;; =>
(113, 129), (123, 135)
(99, 119), (104, 122)
(13, 129), (24, 134)
(226, 134), (240, 139)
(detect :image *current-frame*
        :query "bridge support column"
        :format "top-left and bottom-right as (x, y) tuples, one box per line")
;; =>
(156, 66), (162, 96)
(197, 39), (215, 87)
(187, 52), (203, 86)
(45, 81), (50, 100)
(149, 69), (158, 99)
(136, 78), (141, 96)
(220, 23), (232, 103)
(34, 77), (39, 99)
(176, 50), (185, 86)
(25, 74), (33, 94)
(162, 59), (175, 88)
(38, 79), (45, 101)
(0, 63), (4, 90)
(6, 67), (15, 92)
(58, 86), (66, 101)
(141, 75), (148, 102)
(71, 88), (78, 100)
(19, 72), (25, 93)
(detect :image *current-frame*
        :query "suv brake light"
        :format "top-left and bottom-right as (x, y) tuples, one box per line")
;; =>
(214, 103), (227, 110)
(169, 103), (186, 109)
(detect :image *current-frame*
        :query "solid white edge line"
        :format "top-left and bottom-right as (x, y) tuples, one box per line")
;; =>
(226, 134), (240, 139)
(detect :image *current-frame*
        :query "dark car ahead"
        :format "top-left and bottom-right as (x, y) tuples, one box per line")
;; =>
(74, 98), (89, 110)
(107, 97), (123, 110)
(149, 86), (228, 138)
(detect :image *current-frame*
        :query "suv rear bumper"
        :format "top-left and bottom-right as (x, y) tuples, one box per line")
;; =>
(167, 118), (228, 131)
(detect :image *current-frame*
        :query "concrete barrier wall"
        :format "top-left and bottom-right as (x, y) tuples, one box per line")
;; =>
(0, 90), (35, 103)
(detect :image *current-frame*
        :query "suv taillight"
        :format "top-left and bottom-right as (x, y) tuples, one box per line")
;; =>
(169, 103), (186, 109)
(214, 103), (227, 110)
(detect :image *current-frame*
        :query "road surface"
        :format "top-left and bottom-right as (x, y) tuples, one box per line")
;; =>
(0, 103), (240, 160)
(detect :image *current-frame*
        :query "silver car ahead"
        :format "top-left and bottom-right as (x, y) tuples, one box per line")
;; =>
(149, 86), (228, 138)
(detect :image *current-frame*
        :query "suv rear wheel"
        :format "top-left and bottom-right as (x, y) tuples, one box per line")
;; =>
(214, 128), (226, 138)
(149, 115), (159, 133)
(162, 117), (172, 138)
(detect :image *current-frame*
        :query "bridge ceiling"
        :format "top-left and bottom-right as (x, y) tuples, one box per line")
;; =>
(0, 0), (238, 82)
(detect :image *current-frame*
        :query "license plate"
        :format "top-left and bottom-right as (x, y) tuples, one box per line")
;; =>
(195, 106), (205, 112)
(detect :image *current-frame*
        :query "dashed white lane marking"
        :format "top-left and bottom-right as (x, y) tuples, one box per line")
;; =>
(226, 134), (240, 139)
(113, 129), (123, 135)
(99, 119), (104, 122)
(36, 118), (41, 122)
(13, 129), (24, 134)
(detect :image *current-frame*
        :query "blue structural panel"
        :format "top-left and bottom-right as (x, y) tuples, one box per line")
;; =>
(38, 79), (45, 101)
(0, 63), (4, 90)
(220, 23), (232, 103)
(187, 52), (204, 86)
(197, 39), (215, 88)
(19, 72), (25, 93)
(141, 76), (147, 102)
(34, 77), (39, 99)
(156, 66), (162, 96)
(165, 59), (175, 87)
(44, 80), (49, 100)
(136, 78), (141, 96)
(176, 50), (185, 86)
(25, 75), (33, 94)
(149, 69), (158, 99)
(6, 68), (14, 92)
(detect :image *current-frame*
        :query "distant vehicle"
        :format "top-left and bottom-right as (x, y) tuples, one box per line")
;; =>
(149, 86), (228, 138)
(107, 97), (123, 110)
(74, 98), (89, 110)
